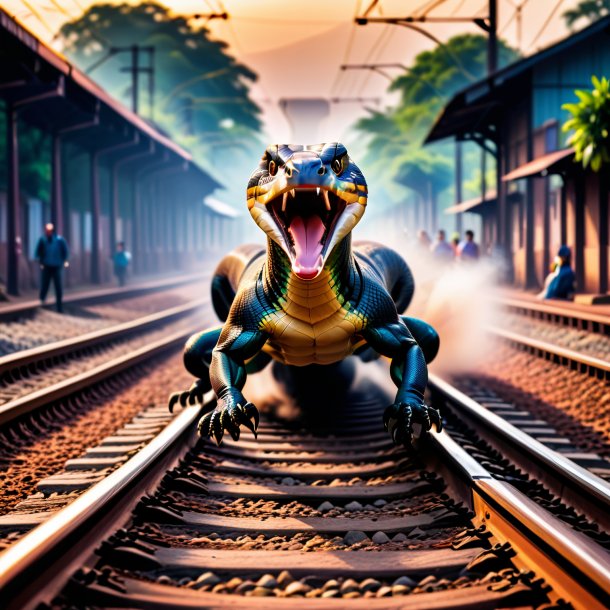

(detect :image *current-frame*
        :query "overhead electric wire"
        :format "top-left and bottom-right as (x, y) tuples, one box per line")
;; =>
(526, 0), (565, 51)
(330, 0), (362, 97)
(419, 0), (450, 17)
(450, 0), (468, 15)
(19, 0), (56, 36)
(356, 26), (398, 95)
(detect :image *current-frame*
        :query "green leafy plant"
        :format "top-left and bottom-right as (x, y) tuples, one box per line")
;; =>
(562, 76), (610, 172)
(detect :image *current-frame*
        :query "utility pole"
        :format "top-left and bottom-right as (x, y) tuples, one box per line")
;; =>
(488, 0), (498, 74)
(119, 45), (155, 116)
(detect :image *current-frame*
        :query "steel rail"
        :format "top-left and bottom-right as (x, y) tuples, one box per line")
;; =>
(0, 297), (206, 373)
(0, 272), (208, 321)
(0, 397), (208, 610)
(486, 324), (610, 378)
(0, 326), (201, 426)
(429, 373), (610, 509)
(428, 429), (610, 610)
(0, 379), (608, 608)
(492, 295), (610, 331)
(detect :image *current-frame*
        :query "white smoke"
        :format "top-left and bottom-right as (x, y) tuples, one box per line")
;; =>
(387, 239), (502, 376)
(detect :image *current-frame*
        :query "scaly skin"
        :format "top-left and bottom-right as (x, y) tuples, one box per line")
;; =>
(169, 143), (441, 448)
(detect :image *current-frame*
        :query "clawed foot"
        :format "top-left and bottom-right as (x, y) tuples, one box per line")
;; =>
(168, 379), (212, 413)
(383, 401), (442, 448)
(198, 396), (259, 444)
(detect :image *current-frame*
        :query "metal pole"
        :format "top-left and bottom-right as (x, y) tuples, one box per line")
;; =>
(149, 47), (155, 121)
(6, 105), (20, 295)
(131, 45), (139, 114)
(51, 133), (63, 235)
(455, 141), (463, 235)
(90, 151), (101, 283)
(488, 0), (498, 74)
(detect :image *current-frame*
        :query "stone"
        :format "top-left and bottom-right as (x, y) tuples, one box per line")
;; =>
(285, 581), (312, 596)
(322, 579), (340, 591)
(393, 576), (417, 587)
(192, 571), (221, 589)
(304, 536), (325, 548)
(235, 581), (256, 594)
(392, 584), (410, 595)
(281, 477), (296, 486)
(373, 499), (387, 507)
(344, 501), (363, 511)
(340, 578), (359, 594)
(321, 589), (340, 598)
(277, 570), (294, 587)
(226, 577), (243, 590)
(343, 530), (368, 545)
(257, 574), (278, 589)
(392, 533), (408, 542)
(360, 578), (381, 592)
(343, 591), (361, 598)
(371, 531), (390, 544)
(250, 586), (274, 597)
(419, 575), (437, 586)
(317, 501), (334, 512)
(376, 586), (393, 597)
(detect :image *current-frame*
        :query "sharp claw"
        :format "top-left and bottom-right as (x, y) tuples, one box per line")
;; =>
(228, 423), (240, 442)
(241, 413), (256, 436)
(430, 408), (443, 432)
(168, 393), (179, 413)
(212, 414), (224, 445)
(179, 391), (189, 407)
(198, 411), (213, 436)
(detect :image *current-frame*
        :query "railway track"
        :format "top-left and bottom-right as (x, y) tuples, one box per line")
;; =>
(489, 295), (610, 379)
(0, 298), (209, 425)
(0, 359), (608, 609)
(0, 272), (207, 322)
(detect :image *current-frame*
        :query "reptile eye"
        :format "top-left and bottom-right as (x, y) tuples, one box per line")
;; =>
(268, 160), (277, 176)
(332, 157), (344, 175)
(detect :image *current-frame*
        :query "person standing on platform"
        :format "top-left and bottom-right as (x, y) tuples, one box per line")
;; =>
(113, 241), (131, 287)
(36, 222), (69, 313)
(458, 230), (480, 261)
(450, 232), (461, 257)
(430, 229), (454, 261)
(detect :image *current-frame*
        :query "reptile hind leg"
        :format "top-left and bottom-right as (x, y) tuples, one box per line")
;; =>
(401, 316), (439, 364)
(169, 326), (222, 411)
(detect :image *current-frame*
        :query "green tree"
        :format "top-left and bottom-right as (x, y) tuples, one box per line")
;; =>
(563, 0), (610, 28)
(562, 76), (610, 172)
(59, 2), (262, 190)
(355, 34), (519, 218)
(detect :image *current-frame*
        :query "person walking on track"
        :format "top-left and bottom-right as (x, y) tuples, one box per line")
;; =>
(35, 222), (69, 313)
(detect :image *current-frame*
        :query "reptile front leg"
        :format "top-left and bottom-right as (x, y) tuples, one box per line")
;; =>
(363, 321), (442, 448)
(200, 324), (268, 444)
(168, 326), (222, 412)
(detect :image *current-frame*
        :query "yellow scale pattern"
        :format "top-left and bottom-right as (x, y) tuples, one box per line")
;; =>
(260, 269), (367, 366)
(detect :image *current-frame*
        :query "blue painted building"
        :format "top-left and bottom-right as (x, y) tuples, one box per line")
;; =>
(427, 17), (610, 295)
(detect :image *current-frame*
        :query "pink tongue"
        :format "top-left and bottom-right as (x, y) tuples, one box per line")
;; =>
(288, 216), (325, 279)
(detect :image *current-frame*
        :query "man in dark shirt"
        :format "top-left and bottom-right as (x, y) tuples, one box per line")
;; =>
(35, 223), (69, 313)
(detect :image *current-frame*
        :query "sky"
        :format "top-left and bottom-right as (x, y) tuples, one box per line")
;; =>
(1, 0), (591, 143)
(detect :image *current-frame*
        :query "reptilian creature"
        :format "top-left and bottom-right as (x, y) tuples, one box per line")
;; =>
(169, 143), (442, 448)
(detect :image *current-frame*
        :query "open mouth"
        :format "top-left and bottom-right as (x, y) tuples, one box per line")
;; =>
(267, 186), (346, 280)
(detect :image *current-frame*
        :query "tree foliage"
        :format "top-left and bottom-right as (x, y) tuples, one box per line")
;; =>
(59, 2), (262, 186)
(563, 0), (610, 28)
(562, 75), (610, 172)
(355, 34), (519, 212)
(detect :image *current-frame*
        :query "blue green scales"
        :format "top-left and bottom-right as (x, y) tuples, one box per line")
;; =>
(170, 143), (441, 447)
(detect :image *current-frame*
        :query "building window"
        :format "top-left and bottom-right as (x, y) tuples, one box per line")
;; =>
(544, 121), (558, 153)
